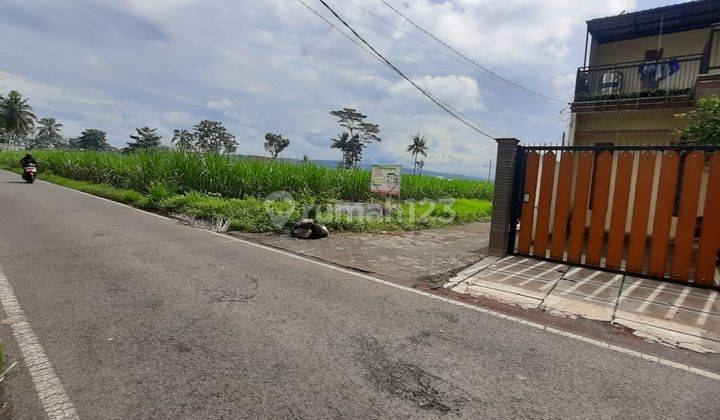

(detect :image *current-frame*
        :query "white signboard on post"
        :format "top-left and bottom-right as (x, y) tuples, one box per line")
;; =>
(371, 165), (402, 196)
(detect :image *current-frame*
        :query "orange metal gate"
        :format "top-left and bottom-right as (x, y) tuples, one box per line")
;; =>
(509, 145), (720, 288)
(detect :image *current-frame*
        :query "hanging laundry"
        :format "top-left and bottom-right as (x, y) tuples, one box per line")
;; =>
(668, 58), (680, 76)
(639, 62), (660, 89)
(655, 63), (667, 82)
(639, 60), (670, 89)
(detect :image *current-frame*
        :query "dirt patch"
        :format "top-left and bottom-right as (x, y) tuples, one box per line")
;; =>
(231, 222), (490, 287)
(353, 336), (474, 415)
(199, 275), (259, 303)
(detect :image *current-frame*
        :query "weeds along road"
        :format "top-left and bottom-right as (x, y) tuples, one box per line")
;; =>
(0, 169), (717, 419)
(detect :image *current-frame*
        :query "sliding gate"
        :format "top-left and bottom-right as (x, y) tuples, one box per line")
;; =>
(508, 145), (720, 288)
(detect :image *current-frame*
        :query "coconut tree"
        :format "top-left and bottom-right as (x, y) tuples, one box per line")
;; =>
(406, 134), (428, 174)
(36, 117), (63, 139)
(31, 117), (64, 148)
(0, 91), (36, 147)
(331, 132), (350, 168)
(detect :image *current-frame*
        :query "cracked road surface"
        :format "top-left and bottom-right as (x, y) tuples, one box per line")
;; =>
(0, 170), (718, 419)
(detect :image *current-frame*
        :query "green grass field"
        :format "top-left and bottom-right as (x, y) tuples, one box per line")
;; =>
(0, 150), (493, 201)
(0, 150), (493, 233)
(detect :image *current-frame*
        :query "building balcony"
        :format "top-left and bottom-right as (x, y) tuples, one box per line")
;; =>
(571, 54), (701, 112)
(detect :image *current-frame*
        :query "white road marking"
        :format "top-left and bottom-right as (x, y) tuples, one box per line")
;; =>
(0, 267), (78, 419)
(15, 172), (720, 382)
(560, 278), (589, 293)
(539, 280), (557, 291)
(635, 283), (667, 313)
(486, 260), (551, 284)
(584, 275), (623, 301)
(697, 292), (718, 327)
(489, 258), (534, 274)
(564, 267), (582, 278)
(665, 288), (690, 319)
(566, 269), (605, 288)
(620, 278), (644, 299)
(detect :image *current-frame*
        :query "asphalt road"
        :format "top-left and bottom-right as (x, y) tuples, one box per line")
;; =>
(0, 169), (718, 419)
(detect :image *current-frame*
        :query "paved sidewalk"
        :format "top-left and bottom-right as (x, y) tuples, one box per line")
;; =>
(230, 222), (490, 287)
(446, 256), (720, 353)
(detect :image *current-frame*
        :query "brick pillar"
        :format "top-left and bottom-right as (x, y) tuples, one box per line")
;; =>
(488, 138), (520, 257)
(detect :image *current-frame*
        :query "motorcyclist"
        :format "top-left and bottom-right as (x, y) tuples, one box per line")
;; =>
(20, 153), (37, 168)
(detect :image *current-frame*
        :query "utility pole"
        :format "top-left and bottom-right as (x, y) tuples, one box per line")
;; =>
(488, 158), (493, 180)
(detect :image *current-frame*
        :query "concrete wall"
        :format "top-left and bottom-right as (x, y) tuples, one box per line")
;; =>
(589, 28), (710, 66)
(571, 108), (690, 146)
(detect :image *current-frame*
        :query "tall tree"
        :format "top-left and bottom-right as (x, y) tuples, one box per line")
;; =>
(0, 90), (36, 148)
(30, 117), (64, 149)
(264, 133), (291, 159)
(126, 126), (162, 152)
(329, 108), (381, 168)
(406, 134), (428, 174)
(36, 117), (63, 139)
(331, 132), (356, 169)
(75, 128), (110, 151)
(193, 120), (237, 154)
(171, 129), (195, 152)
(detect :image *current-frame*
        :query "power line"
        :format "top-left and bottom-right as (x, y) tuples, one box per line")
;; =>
(297, 0), (500, 137)
(376, 0), (570, 105)
(297, 0), (493, 136)
(339, 0), (485, 85)
(296, 0), (381, 61)
(313, 0), (499, 139)
(335, 0), (501, 136)
(341, 0), (421, 42)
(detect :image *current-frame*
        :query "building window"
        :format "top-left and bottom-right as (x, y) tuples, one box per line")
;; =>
(644, 49), (663, 61)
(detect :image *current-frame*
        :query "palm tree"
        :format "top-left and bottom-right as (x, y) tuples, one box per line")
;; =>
(331, 132), (351, 168)
(171, 129), (195, 152)
(0, 91), (36, 147)
(406, 134), (428, 174)
(33, 117), (64, 148)
(36, 117), (63, 139)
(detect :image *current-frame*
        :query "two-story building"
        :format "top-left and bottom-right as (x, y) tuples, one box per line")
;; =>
(569, 0), (720, 146)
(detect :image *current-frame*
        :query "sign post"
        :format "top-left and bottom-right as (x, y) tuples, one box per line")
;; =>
(370, 165), (402, 196)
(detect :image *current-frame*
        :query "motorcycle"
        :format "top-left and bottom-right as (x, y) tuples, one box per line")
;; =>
(22, 164), (37, 184)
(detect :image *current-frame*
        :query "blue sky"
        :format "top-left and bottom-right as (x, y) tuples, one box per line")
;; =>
(0, 0), (677, 176)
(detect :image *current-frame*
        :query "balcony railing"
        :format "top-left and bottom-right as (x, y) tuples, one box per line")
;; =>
(574, 54), (702, 103)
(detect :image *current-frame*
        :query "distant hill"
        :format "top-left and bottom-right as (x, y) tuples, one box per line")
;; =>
(337, 161), (487, 181)
(238, 155), (488, 181)
(282, 158), (487, 181)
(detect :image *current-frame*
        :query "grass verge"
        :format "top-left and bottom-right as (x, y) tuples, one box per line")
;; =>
(0, 150), (493, 201)
(0, 165), (491, 233)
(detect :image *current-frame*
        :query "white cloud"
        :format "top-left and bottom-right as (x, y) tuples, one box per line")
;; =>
(0, 70), (112, 107)
(162, 110), (194, 125)
(1, 0), (655, 176)
(553, 73), (577, 96)
(206, 98), (235, 110)
(121, 0), (195, 18)
(389, 74), (483, 111)
(398, 0), (635, 65)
